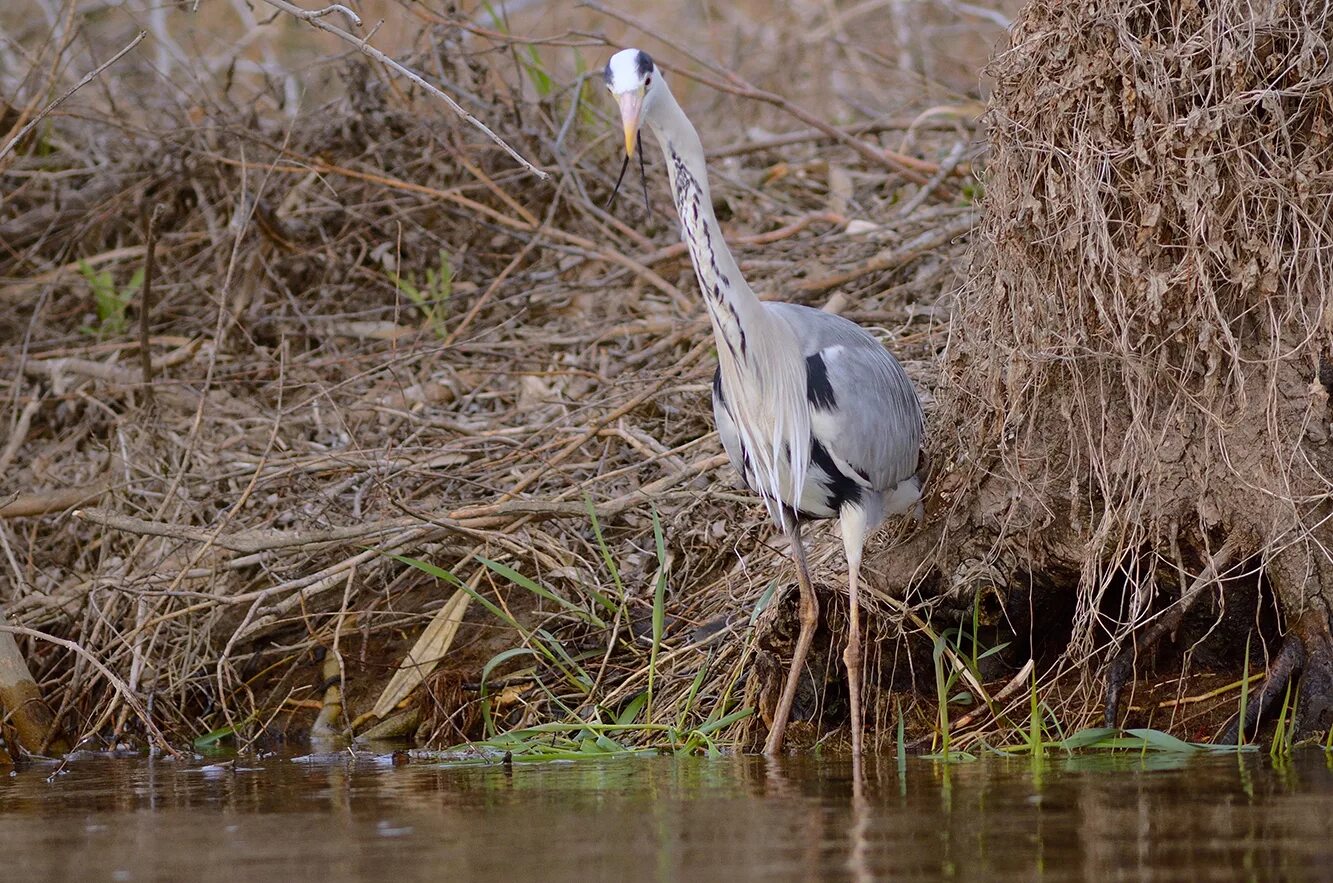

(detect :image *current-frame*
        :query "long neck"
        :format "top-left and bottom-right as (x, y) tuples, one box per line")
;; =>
(644, 85), (773, 368)
(643, 84), (809, 522)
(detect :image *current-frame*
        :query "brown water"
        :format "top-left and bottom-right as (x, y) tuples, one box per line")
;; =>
(3, 749), (1332, 882)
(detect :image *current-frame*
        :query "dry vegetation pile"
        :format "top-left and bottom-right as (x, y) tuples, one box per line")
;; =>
(0, 1), (989, 754)
(913, 0), (1333, 742)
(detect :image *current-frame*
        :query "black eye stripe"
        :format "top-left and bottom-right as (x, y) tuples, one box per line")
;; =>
(635, 50), (654, 79)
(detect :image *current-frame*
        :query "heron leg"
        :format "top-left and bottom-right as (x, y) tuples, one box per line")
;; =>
(841, 505), (869, 761)
(764, 523), (819, 756)
(844, 557), (864, 761)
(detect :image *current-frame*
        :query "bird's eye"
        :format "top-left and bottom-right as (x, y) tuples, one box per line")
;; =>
(645, 74), (652, 88)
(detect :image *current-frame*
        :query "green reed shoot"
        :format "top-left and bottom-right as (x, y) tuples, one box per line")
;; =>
(391, 249), (452, 338)
(1236, 633), (1252, 749)
(584, 495), (627, 604)
(648, 508), (668, 719)
(78, 259), (143, 338)
(896, 700), (907, 776)
(676, 651), (711, 733)
(1028, 666), (1044, 756)
(1270, 679), (1296, 759)
(932, 632), (952, 757)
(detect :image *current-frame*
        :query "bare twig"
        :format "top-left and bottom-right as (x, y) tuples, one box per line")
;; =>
(896, 140), (969, 218)
(0, 399), (41, 475)
(709, 118), (966, 159)
(584, 2), (937, 185)
(1, 483), (111, 519)
(0, 624), (177, 756)
(138, 204), (164, 403)
(796, 211), (977, 293)
(0, 31), (146, 162)
(252, 0), (548, 180)
(73, 508), (420, 554)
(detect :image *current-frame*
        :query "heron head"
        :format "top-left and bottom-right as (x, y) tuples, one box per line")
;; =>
(604, 48), (659, 157)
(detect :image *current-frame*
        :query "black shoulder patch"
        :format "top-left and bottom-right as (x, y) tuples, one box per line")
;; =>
(636, 50), (655, 78)
(811, 439), (861, 511)
(603, 62), (613, 87)
(806, 353), (837, 410)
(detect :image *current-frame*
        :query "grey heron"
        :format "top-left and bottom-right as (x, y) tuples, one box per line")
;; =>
(605, 48), (924, 757)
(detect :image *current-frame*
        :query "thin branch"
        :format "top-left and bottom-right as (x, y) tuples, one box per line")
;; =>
(139, 204), (164, 403)
(1, 483), (110, 519)
(796, 211), (978, 293)
(0, 30), (146, 162)
(0, 624), (178, 757)
(896, 140), (969, 218)
(74, 507), (422, 554)
(583, 2), (936, 185)
(253, 0), (549, 180)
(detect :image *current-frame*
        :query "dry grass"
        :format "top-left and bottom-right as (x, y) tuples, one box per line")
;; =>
(0, 0), (996, 753)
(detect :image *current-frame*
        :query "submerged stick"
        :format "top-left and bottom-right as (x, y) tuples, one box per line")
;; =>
(0, 623), (69, 756)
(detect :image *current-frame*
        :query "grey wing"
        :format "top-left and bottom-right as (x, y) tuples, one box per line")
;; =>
(766, 302), (923, 493)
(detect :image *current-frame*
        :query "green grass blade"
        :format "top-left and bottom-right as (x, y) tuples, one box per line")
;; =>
(932, 632), (951, 756)
(1058, 727), (1121, 750)
(193, 722), (245, 750)
(896, 700), (907, 776)
(582, 494), (626, 610)
(1237, 632), (1252, 748)
(1124, 728), (1200, 753)
(534, 627), (592, 694)
(750, 578), (780, 625)
(479, 647), (539, 737)
(476, 554), (605, 628)
(389, 554), (527, 634)
(648, 508), (668, 719)
(676, 658), (710, 731)
(1028, 665), (1043, 756)
(616, 691), (648, 727)
(695, 706), (752, 736)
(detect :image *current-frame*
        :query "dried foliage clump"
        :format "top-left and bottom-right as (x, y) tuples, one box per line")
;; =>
(923, 0), (1333, 737)
(0, 3), (988, 753)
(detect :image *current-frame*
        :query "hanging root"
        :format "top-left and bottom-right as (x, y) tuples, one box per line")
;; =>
(926, 0), (1333, 740)
(1105, 539), (1239, 728)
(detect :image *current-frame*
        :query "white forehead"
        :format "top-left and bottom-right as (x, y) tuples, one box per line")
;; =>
(605, 48), (653, 93)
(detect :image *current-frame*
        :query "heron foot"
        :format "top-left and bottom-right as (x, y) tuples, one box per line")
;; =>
(843, 637), (863, 759)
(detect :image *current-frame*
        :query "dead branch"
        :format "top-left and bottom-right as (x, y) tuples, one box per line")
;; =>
(0, 31), (146, 163)
(252, 0), (548, 180)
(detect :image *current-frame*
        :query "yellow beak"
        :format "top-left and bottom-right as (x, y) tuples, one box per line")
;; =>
(617, 90), (644, 157)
